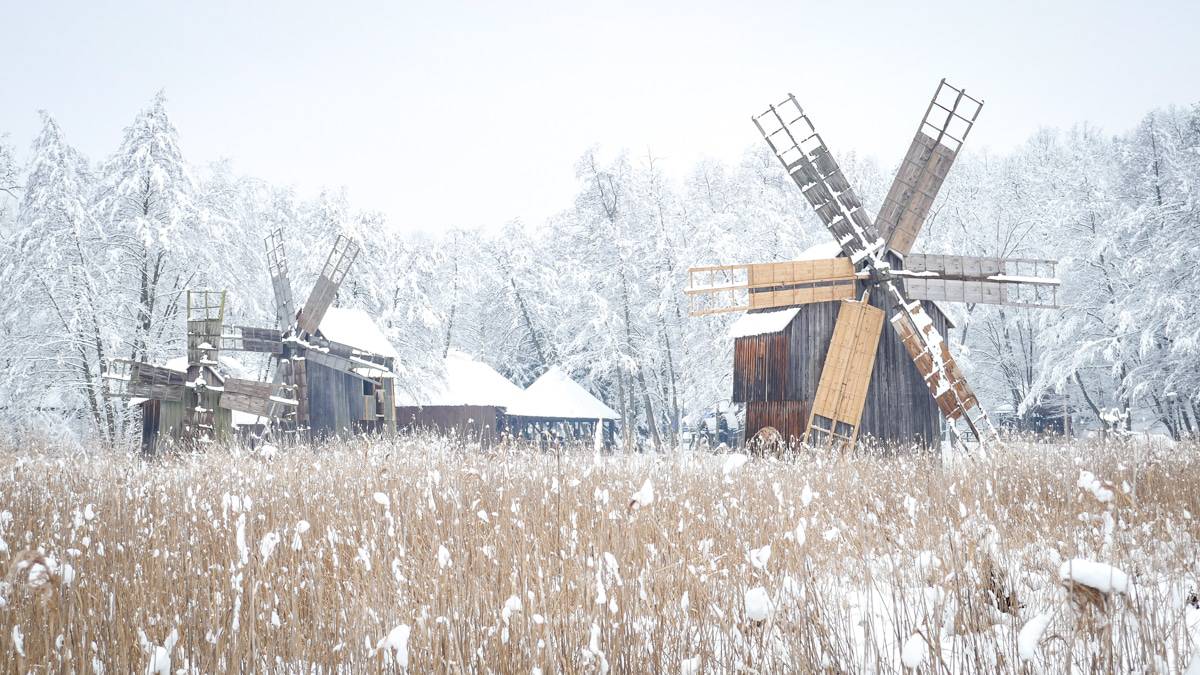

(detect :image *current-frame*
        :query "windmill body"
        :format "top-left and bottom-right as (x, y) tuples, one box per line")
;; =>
(109, 232), (399, 452)
(688, 80), (1061, 453)
(224, 230), (399, 441)
(728, 254), (953, 448)
(106, 290), (299, 454)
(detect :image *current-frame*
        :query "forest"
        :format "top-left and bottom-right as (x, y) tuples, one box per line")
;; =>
(0, 92), (1197, 448)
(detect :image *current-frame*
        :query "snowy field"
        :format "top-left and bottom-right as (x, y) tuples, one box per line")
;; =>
(2, 437), (1199, 673)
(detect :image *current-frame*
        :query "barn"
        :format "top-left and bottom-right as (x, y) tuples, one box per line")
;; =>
(394, 350), (525, 444)
(730, 244), (954, 449)
(505, 366), (620, 448)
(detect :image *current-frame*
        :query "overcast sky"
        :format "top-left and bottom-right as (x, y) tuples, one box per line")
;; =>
(2, 0), (1197, 232)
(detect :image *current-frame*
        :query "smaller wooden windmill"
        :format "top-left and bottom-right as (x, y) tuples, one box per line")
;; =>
(106, 290), (297, 451)
(221, 230), (398, 438)
(687, 80), (1061, 454)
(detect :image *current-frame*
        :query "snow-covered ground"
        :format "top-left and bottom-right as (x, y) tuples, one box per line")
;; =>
(0, 437), (1197, 673)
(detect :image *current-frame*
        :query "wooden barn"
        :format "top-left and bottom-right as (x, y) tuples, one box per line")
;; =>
(728, 246), (953, 448)
(506, 366), (620, 448)
(394, 350), (525, 444)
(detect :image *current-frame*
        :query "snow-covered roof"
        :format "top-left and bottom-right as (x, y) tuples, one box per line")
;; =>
(727, 307), (800, 339)
(506, 366), (619, 420)
(318, 307), (400, 361)
(395, 350), (524, 408)
(797, 241), (844, 261)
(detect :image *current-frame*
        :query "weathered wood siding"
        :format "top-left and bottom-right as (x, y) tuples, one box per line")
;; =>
(141, 394), (233, 454)
(732, 330), (789, 402)
(305, 360), (370, 438)
(745, 400), (808, 444)
(732, 278), (949, 449)
(396, 405), (505, 444)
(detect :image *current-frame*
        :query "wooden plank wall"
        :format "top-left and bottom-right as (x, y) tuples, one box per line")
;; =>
(396, 405), (503, 444)
(745, 400), (808, 444)
(306, 360), (369, 438)
(732, 276), (948, 450)
(732, 330), (789, 402)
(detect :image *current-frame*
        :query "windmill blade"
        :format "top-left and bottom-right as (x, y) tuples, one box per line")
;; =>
(186, 290), (227, 367)
(219, 377), (298, 419)
(265, 228), (297, 330)
(888, 294), (998, 447)
(106, 360), (187, 401)
(876, 80), (983, 256)
(297, 234), (361, 335)
(686, 257), (859, 315)
(803, 299), (885, 450)
(901, 253), (1060, 308)
(221, 326), (285, 354)
(753, 95), (882, 263)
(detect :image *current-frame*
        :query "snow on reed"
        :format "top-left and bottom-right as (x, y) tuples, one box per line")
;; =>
(0, 435), (1197, 672)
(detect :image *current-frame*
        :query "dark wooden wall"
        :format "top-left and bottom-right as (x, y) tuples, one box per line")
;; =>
(733, 279), (949, 449)
(306, 360), (371, 438)
(396, 405), (505, 444)
(506, 416), (618, 449)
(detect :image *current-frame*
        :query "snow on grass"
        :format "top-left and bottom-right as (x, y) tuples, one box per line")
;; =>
(744, 586), (771, 622)
(1059, 559), (1131, 594)
(377, 624), (410, 669)
(1018, 612), (1053, 661)
(901, 633), (926, 669)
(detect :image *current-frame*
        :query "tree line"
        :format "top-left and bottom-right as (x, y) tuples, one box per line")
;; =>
(0, 93), (1196, 448)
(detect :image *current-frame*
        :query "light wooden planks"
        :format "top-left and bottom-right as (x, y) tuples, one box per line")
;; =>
(687, 258), (857, 315)
(804, 299), (884, 448)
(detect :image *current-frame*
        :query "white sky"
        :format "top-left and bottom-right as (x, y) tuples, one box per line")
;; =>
(2, 0), (1197, 232)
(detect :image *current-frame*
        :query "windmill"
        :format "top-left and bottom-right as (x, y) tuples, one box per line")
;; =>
(221, 230), (398, 438)
(686, 80), (1060, 453)
(106, 290), (297, 452)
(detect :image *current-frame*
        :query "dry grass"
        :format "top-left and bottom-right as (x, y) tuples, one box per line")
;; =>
(1, 435), (1198, 673)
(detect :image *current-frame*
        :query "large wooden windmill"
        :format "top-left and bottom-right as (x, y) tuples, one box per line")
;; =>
(223, 230), (398, 438)
(107, 290), (297, 452)
(687, 80), (1060, 453)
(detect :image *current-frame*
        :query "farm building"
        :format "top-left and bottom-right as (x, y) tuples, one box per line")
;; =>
(506, 366), (620, 448)
(727, 243), (954, 449)
(395, 350), (525, 444)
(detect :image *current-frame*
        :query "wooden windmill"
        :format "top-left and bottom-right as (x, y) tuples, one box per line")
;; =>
(106, 290), (297, 452)
(687, 80), (1060, 453)
(222, 230), (398, 438)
